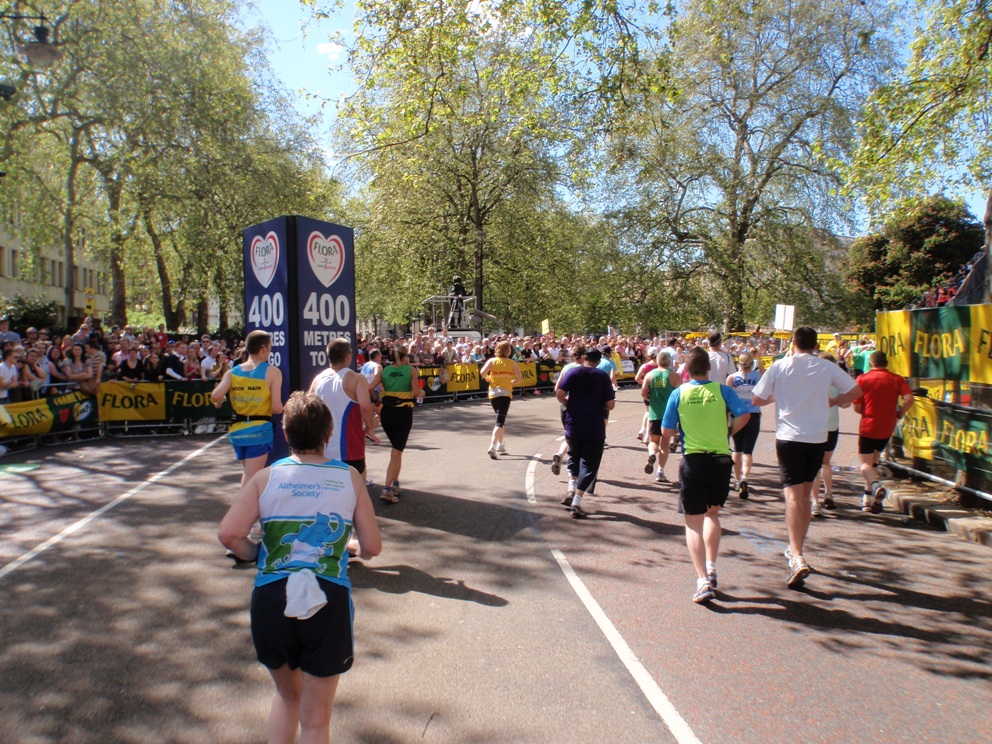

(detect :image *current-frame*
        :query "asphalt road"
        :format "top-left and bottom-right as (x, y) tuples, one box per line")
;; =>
(0, 390), (990, 743)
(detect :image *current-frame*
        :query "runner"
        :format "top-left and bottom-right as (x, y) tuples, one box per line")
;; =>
(854, 351), (914, 513)
(211, 329), (284, 486)
(752, 326), (861, 589)
(555, 347), (616, 518)
(661, 347), (751, 603)
(811, 352), (846, 515)
(309, 339), (379, 483)
(479, 341), (524, 459)
(377, 345), (423, 503)
(359, 347), (384, 431)
(218, 391), (382, 744)
(641, 352), (680, 484)
(633, 352), (659, 442)
(550, 345), (585, 481)
(726, 351), (762, 500)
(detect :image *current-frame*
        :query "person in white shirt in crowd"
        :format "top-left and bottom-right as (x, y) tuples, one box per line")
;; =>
(706, 331), (734, 383)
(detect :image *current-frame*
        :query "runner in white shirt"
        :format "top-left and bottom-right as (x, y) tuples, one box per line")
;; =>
(752, 326), (861, 590)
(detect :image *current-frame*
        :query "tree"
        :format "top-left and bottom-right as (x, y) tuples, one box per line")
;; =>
(332, 0), (660, 325)
(604, 0), (894, 330)
(0, 0), (338, 331)
(848, 0), (992, 300)
(847, 195), (983, 311)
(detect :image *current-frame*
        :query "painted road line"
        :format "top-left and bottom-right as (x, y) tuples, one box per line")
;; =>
(552, 549), (702, 744)
(0, 435), (226, 583)
(526, 453), (541, 504)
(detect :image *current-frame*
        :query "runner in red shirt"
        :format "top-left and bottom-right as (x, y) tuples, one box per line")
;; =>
(854, 351), (914, 513)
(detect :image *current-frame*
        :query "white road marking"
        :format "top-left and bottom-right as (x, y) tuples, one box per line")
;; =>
(552, 549), (702, 744)
(0, 435), (226, 583)
(526, 453), (541, 503)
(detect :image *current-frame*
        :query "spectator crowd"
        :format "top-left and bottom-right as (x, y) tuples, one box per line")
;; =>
(0, 316), (244, 405)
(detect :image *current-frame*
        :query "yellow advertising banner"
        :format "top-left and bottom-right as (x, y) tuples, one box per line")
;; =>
(541, 319), (550, 335)
(0, 397), (54, 436)
(969, 304), (992, 384)
(875, 310), (912, 377)
(517, 361), (538, 388)
(445, 363), (481, 392)
(900, 396), (936, 460)
(97, 381), (167, 421)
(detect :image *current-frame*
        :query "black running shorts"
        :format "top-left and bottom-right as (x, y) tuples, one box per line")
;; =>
(380, 406), (413, 451)
(824, 429), (839, 453)
(730, 413), (761, 455)
(858, 435), (890, 455)
(775, 439), (826, 487)
(678, 453), (733, 515)
(251, 578), (354, 678)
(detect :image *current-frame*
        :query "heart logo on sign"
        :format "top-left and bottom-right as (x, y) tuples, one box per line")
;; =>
(250, 232), (279, 288)
(307, 232), (346, 288)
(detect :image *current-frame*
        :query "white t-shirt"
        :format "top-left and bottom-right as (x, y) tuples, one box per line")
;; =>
(0, 360), (17, 399)
(751, 352), (857, 443)
(707, 350), (734, 383)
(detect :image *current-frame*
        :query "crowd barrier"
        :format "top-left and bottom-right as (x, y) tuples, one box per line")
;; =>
(0, 355), (649, 442)
(0, 380), (233, 441)
(892, 395), (992, 499)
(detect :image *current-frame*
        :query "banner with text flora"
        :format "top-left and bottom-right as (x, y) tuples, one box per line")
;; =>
(97, 381), (233, 423)
(876, 304), (992, 384)
(0, 391), (98, 439)
(894, 398), (992, 495)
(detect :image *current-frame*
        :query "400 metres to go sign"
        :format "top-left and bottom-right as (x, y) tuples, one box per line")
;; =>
(303, 292), (351, 327)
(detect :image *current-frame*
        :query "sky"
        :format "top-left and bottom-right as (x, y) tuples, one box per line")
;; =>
(241, 0), (356, 154)
(245, 1), (988, 222)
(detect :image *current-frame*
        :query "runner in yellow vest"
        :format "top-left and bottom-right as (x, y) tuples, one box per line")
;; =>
(479, 340), (524, 459)
(212, 330), (284, 486)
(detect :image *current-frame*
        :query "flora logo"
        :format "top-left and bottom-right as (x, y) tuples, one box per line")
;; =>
(307, 232), (345, 288)
(250, 232), (280, 288)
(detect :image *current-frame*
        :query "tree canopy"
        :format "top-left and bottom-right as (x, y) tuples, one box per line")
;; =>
(846, 195), (983, 313)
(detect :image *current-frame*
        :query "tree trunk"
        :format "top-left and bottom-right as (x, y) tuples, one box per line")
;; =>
(722, 236), (746, 332)
(62, 135), (82, 326)
(984, 185), (992, 304)
(143, 211), (179, 330)
(100, 173), (128, 327)
(196, 296), (208, 335)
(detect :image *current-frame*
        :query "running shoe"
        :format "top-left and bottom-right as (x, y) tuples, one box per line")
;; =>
(366, 477), (374, 487)
(738, 480), (749, 500)
(655, 471), (668, 484)
(693, 582), (715, 604)
(379, 487), (399, 504)
(822, 495), (835, 510)
(811, 501), (822, 518)
(787, 556), (811, 589)
(636, 431), (644, 442)
(551, 453), (561, 475)
(861, 494), (872, 512)
(391, 481), (401, 495)
(570, 504), (589, 519)
(497, 441), (506, 454)
(707, 568), (718, 589)
(487, 445), (497, 460)
(644, 453), (656, 475)
(669, 440), (678, 454)
(871, 484), (887, 514)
